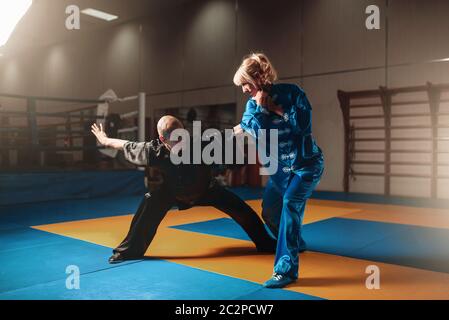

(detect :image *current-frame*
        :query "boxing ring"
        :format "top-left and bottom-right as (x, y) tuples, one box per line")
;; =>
(0, 91), (146, 168)
(0, 91), (147, 205)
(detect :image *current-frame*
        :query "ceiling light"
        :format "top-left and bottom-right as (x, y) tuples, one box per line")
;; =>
(81, 8), (118, 22)
(0, 0), (33, 47)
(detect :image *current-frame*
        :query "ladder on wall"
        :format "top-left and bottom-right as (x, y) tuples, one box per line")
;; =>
(338, 83), (449, 199)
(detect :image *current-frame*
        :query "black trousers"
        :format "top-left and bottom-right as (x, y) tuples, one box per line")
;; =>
(113, 184), (275, 257)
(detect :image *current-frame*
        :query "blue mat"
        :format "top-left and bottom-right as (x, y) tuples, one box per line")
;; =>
(0, 227), (138, 293)
(313, 190), (449, 209)
(0, 227), (319, 300)
(0, 187), (269, 227)
(172, 218), (252, 241)
(231, 187), (449, 209)
(0, 195), (143, 226)
(0, 257), (320, 300)
(0, 170), (146, 206)
(0, 222), (24, 231)
(171, 217), (449, 274)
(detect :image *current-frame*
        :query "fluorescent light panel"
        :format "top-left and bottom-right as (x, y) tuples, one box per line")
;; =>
(81, 8), (118, 22)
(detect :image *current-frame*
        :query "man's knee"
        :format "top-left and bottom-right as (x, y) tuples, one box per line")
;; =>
(140, 191), (173, 215)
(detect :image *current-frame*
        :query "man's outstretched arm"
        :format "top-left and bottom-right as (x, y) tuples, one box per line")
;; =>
(91, 123), (159, 166)
(91, 123), (129, 150)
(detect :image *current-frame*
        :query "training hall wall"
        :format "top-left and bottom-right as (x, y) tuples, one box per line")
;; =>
(1, 0), (449, 193)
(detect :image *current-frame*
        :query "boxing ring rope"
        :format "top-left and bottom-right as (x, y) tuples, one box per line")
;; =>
(0, 91), (146, 169)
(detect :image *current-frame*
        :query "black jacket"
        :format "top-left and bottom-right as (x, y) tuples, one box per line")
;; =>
(122, 132), (242, 204)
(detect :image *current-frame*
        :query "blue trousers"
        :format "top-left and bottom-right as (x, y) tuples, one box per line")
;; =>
(262, 163), (324, 279)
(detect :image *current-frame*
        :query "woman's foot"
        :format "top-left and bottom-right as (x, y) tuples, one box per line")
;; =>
(263, 273), (296, 288)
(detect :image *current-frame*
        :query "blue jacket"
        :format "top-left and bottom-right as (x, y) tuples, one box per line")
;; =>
(240, 83), (323, 189)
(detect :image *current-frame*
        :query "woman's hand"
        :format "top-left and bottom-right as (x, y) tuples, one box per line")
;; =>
(91, 123), (109, 146)
(254, 90), (269, 108)
(255, 90), (284, 117)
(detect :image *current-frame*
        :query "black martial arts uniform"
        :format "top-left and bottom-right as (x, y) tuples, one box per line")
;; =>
(112, 137), (276, 260)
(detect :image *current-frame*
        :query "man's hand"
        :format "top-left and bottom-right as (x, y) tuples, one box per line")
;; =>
(233, 124), (244, 136)
(91, 123), (109, 146)
(91, 123), (129, 150)
(266, 98), (284, 117)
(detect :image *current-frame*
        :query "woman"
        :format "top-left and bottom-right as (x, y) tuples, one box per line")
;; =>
(233, 53), (324, 288)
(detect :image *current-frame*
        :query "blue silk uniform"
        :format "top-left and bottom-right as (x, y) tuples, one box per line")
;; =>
(240, 83), (324, 279)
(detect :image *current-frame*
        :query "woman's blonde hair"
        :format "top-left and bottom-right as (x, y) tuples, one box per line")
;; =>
(233, 53), (278, 88)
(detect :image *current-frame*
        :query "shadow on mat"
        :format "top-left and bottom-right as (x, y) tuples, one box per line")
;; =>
(140, 245), (273, 260)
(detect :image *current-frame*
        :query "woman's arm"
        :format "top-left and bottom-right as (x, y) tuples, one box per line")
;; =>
(293, 89), (313, 135)
(91, 123), (129, 150)
(241, 89), (286, 132)
(240, 99), (270, 136)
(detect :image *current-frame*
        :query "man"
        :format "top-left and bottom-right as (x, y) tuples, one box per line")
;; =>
(91, 116), (276, 264)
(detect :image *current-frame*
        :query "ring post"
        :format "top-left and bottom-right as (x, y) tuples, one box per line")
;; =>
(138, 92), (146, 172)
(27, 98), (39, 165)
(138, 92), (146, 143)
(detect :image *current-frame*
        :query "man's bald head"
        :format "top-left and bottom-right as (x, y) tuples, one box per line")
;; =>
(157, 115), (184, 140)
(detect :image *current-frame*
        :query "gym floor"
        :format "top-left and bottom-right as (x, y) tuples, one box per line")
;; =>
(1, 187), (449, 300)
